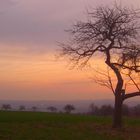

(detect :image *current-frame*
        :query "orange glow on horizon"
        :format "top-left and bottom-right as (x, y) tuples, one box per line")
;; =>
(0, 43), (139, 100)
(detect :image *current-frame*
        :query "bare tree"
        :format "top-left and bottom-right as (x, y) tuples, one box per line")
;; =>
(47, 106), (57, 113)
(64, 104), (75, 113)
(19, 105), (26, 111)
(1, 104), (12, 111)
(99, 104), (114, 116)
(133, 104), (140, 116)
(122, 104), (129, 116)
(60, 4), (140, 128)
(31, 106), (37, 112)
(89, 103), (99, 115)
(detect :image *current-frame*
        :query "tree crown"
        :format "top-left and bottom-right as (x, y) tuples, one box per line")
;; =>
(61, 4), (140, 72)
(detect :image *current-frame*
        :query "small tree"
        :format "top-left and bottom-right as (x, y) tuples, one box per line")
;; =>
(60, 4), (140, 128)
(99, 105), (113, 116)
(47, 106), (57, 113)
(64, 104), (75, 113)
(19, 105), (26, 111)
(1, 104), (12, 111)
(89, 103), (99, 115)
(133, 104), (140, 116)
(31, 106), (37, 112)
(122, 104), (129, 116)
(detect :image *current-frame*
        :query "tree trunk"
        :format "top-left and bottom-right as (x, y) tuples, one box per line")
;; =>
(112, 94), (123, 128)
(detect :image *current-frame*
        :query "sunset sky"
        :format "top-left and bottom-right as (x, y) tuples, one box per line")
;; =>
(0, 0), (140, 101)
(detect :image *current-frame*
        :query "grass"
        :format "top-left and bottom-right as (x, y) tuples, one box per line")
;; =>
(0, 111), (139, 140)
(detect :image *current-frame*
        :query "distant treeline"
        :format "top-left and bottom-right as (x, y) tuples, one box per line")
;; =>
(0, 104), (75, 114)
(88, 103), (140, 117)
(0, 103), (140, 116)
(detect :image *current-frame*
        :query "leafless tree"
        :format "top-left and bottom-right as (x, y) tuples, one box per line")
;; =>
(1, 104), (12, 111)
(64, 104), (75, 113)
(99, 104), (114, 116)
(60, 4), (140, 128)
(19, 105), (26, 111)
(122, 104), (129, 116)
(47, 106), (57, 113)
(31, 106), (37, 112)
(88, 103), (99, 115)
(133, 104), (140, 116)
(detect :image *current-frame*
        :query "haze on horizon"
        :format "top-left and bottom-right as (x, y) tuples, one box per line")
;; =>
(0, 0), (140, 101)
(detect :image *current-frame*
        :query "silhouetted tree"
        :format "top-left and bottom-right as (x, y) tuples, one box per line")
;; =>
(122, 104), (129, 116)
(1, 104), (12, 111)
(64, 104), (75, 113)
(60, 4), (140, 128)
(89, 103), (99, 115)
(31, 106), (37, 112)
(99, 105), (113, 116)
(19, 105), (26, 111)
(47, 106), (57, 112)
(133, 104), (140, 116)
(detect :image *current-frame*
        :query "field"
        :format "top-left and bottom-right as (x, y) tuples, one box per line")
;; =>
(0, 111), (139, 140)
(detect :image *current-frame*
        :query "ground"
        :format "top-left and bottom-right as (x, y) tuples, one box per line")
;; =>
(0, 111), (139, 140)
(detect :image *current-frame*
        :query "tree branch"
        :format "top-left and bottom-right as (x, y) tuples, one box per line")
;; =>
(123, 92), (140, 100)
(128, 74), (140, 92)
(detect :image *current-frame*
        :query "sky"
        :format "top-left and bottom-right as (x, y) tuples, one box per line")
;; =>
(0, 0), (140, 101)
